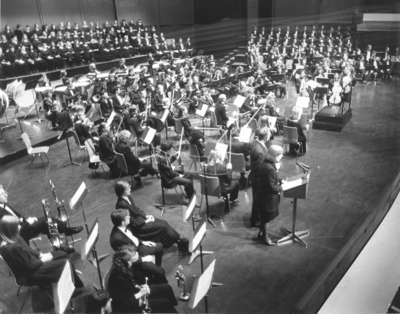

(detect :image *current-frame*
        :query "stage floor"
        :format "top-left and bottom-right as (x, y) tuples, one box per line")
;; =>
(0, 78), (399, 313)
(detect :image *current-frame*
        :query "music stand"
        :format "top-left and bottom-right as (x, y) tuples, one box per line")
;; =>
(195, 104), (208, 137)
(183, 194), (201, 231)
(59, 127), (80, 167)
(189, 259), (217, 313)
(70, 182), (106, 289)
(52, 260), (75, 314)
(277, 172), (311, 248)
(188, 220), (213, 265)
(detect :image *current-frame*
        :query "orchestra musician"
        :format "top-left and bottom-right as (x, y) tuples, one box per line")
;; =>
(157, 142), (195, 200)
(110, 209), (164, 268)
(204, 150), (240, 211)
(0, 215), (84, 288)
(114, 181), (189, 251)
(115, 130), (158, 187)
(0, 185), (83, 245)
(107, 245), (177, 313)
(286, 106), (307, 155)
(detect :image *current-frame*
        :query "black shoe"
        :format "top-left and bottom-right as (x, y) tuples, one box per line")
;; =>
(65, 226), (83, 236)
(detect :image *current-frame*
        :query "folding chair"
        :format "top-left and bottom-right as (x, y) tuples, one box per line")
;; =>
(21, 132), (49, 164)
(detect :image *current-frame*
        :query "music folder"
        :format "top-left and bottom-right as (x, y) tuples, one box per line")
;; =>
(183, 195), (197, 222)
(142, 127), (156, 145)
(195, 104), (208, 117)
(189, 259), (216, 309)
(81, 219), (99, 260)
(238, 126), (252, 143)
(282, 172), (310, 199)
(69, 181), (88, 211)
(53, 261), (75, 314)
(189, 220), (207, 253)
(233, 95), (246, 108)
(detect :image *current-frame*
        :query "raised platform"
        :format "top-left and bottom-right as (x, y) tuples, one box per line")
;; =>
(312, 106), (352, 132)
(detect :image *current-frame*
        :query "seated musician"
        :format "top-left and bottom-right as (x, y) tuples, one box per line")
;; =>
(73, 109), (94, 144)
(114, 181), (189, 252)
(107, 246), (177, 314)
(157, 142), (195, 200)
(180, 117), (206, 161)
(97, 123), (120, 178)
(0, 215), (84, 288)
(0, 184), (83, 243)
(99, 90), (113, 118)
(110, 209), (163, 267)
(215, 94), (229, 127)
(204, 150), (240, 209)
(115, 130), (158, 187)
(286, 107), (307, 156)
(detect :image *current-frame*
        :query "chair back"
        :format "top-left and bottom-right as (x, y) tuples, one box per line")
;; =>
(229, 152), (246, 173)
(21, 132), (33, 154)
(113, 152), (129, 177)
(283, 126), (299, 144)
(199, 174), (221, 197)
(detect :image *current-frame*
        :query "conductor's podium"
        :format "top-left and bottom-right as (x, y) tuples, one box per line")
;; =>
(277, 172), (311, 247)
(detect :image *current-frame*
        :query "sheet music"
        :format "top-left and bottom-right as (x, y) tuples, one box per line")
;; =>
(215, 143), (228, 161)
(184, 195), (197, 222)
(105, 111), (116, 129)
(143, 127), (156, 145)
(69, 181), (87, 210)
(282, 178), (303, 191)
(227, 117), (236, 128)
(238, 127), (252, 143)
(160, 109), (169, 123)
(82, 221), (99, 259)
(53, 261), (75, 314)
(195, 104), (208, 117)
(233, 95), (246, 108)
(189, 221), (207, 253)
(296, 96), (309, 109)
(189, 259), (216, 309)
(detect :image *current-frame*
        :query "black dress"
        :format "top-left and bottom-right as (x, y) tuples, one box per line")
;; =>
(252, 156), (282, 223)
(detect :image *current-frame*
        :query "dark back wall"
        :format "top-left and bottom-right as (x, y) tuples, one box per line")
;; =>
(0, 0), (194, 28)
(194, 0), (247, 24)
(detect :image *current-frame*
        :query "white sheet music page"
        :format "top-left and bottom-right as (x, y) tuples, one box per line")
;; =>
(195, 104), (208, 117)
(238, 127), (252, 143)
(143, 127), (156, 145)
(233, 95), (246, 108)
(282, 177), (303, 191)
(69, 181), (87, 210)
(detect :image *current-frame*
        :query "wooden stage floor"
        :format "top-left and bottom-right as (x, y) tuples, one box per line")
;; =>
(0, 78), (399, 313)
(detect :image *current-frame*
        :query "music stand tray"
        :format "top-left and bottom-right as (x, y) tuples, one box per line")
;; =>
(277, 173), (310, 248)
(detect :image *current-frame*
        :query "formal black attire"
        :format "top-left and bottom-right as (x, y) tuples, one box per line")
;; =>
(157, 152), (195, 199)
(115, 141), (155, 176)
(0, 202), (71, 244)
(0, 236), (82, 288)
(116, 196), (180, 248)
(249, 140), (268, 226)
(107, 262), (177, 313)
(253, 155), (281, 224)
(109, 226), (163, 267)
(215, 102), (228, 126)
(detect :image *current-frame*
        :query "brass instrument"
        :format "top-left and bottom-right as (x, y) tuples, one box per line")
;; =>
(136, 276), (151, 313)
(49, 179), (69, 223)
(41, 199), (66, 250)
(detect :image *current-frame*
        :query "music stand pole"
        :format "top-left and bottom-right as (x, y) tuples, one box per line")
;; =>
(277, 198), (310, 247)
(81, 205), (104, 290)
(202, 165), (216, 227)
(63, 135), (80, 167)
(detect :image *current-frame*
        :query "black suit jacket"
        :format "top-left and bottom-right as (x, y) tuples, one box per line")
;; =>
(215, 103), (228, 126)
(110, 226), (140, 251)
(116, 196), (146, 228)
(250, 141), (268, 173)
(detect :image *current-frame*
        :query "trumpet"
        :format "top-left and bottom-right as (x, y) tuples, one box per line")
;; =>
(136, 277), (151, 313)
